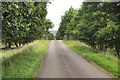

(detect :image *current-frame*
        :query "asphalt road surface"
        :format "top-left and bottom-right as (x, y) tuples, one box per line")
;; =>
(37, 40), (110, 78)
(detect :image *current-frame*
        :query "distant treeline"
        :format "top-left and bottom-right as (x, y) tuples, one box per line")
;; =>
(56, 2), (120, 56)
(2, 2), (54, 48)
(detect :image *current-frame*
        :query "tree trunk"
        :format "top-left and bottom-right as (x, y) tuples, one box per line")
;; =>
(8, 42), (11, 48)
(116, 50), (120, 58)
(91, 42), (96, 49)
(99, 45), (103, 50)
(115, 46), (120, 58)
(23, 43), (25, 46)
(104, 45), (107, 51)
(67, 35), (69, 40)
(15, 42), (18, 47)
(19, 43), (21, 47)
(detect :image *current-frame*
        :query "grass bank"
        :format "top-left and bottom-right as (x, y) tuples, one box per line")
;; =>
(64, 40), (118, 78)
(2, 40), (49, 78)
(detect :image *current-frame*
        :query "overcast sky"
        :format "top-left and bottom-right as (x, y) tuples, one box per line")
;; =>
(46, 0), (84, 31)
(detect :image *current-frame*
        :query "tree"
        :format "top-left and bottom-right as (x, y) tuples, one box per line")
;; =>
(2, 2), (53, 48)
(48, 32), (55, 40)
(56, 2), (120, 56)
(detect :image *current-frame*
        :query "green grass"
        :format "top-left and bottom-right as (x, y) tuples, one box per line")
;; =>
(64, 40), (119, 78)
(2, 40), (49, 78)
(1, 47), (22, 61)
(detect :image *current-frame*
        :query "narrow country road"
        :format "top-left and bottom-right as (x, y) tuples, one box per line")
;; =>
(37, 40), (110, 78)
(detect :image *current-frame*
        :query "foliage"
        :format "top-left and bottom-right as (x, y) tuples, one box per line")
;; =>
(2, 2), (53, 48)
(56, 2), (120, 56)
(48, 32), (55, 40)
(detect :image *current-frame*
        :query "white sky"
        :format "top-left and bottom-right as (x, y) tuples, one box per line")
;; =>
(46, 0), (84, 31)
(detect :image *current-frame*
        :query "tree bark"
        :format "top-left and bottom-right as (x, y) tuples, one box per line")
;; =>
(104, 45), (107, 51)
(116, 50), (120, 58)
(19, 43), (21, 47)
(14, 42), (18, 47)
(99, 45), (103, 51)
(8, 42), (11, 48)
(115, 46), (120, 58)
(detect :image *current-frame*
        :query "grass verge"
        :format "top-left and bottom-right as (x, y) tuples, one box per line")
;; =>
(2, 40), (49, 78)
(63, 40), (118, 78)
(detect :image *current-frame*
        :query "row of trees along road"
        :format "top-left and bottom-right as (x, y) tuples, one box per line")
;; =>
(2, 2), (54, 48)
(56, 2), (120, 56)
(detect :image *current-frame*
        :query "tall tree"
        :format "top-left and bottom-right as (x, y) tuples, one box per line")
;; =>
(2, 2), (53, 48)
